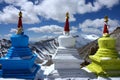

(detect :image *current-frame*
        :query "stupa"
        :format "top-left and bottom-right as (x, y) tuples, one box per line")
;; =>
(0, 11), (43, 79)
(87, 16), (120, 77)
(52, 12), (84, 78)
(53, 12), (83, 69)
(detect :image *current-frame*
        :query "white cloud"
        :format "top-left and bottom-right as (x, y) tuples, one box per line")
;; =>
(0, 0), (119, 23)
(10, 28), (17, 33)
(97, 0), (119, 8)
(35, 0), (119, 22)
(27, 25), (78, 35)
(0, 5), (19, 23)
(29, 35), (55, 41)
(35, 0), (77, 22)
(4, 0), (28, 6)
(27, 25), (63, 34)
(108, 19), (120, 32)
(79, 18), (120, 35)
(34, 0), (39, 5)
(4, 34), (12, 39)
(70, 26), (78, 35)
(0, 0), (40, 24)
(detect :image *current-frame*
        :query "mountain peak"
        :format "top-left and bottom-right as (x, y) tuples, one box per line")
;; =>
(111, 27), (120, 34)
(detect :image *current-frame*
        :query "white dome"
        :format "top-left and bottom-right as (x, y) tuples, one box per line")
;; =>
(58, 35), (76, 48)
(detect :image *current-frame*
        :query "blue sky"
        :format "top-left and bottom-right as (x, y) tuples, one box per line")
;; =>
(0, 0), (120, 41)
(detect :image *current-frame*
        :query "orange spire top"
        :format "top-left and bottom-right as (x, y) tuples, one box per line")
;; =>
(103, 16), (109, 36)
(64, 12), (70, 32)
(18, 11), (23, 28)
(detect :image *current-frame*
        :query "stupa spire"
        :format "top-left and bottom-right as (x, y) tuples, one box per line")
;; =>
(17, 11), (24, 34)
(18, 11), (23, 28)
(64, 12), (70, 35)
(103, 16), (109, 37)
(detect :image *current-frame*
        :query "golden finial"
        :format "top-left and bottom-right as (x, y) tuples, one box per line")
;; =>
(19, 11), (22, 17)
(66, 12), (69, 19)
(104, 16), (108, 23)
(17, 28), (23, 34)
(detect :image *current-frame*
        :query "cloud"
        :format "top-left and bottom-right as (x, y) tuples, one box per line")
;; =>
(10, 28), (17, 33)
(97, 0), (119, 8)
(4, 34), (12, 39)
(35, 0), (119, 22)
(29, 35), (55, 41)
(35, 0), (77, 22)
(27, 25), (63, 34)
(79, 18), (120, 35)
(0, 5), (19, 23)
(27, 25), (78, 35)
(0, 0), (40, 24)
(34, 0), (39, 5)
(0, 0), (3, 3)
(70, 26), (78, 35)
(0, 0), (119, 23)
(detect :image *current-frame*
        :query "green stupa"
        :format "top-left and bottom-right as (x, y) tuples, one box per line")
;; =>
(87, 16), (120, 77)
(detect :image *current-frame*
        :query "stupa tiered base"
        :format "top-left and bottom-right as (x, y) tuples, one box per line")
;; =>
(0, 34), (42, 80)
(53, 47), (84, 69)
(87, 57), (120, 76)
(0, 55), (39, 79)
(47, 68), (96, 79)
(87, 37), (120, 77)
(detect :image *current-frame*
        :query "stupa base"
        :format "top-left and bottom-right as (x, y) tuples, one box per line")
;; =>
(0, 64), (40, 79)
(87, 56), (120, 77)
(0, 55), (42, 79)
(53, 48), (84, 69)
(46, 68), (96, 79)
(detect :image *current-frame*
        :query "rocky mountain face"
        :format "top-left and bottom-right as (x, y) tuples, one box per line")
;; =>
(0, 39), (11, 57)
(110, 27), (120, 53)
(29, 38), (58, 65)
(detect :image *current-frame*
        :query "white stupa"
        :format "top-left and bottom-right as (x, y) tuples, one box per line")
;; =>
(50, 12), (87, 79)
(53, 12), (83, 69)
(58, 12), (75, 49)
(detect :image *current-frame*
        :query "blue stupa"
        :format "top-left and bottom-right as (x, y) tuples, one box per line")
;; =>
(0, 11), (43, 80)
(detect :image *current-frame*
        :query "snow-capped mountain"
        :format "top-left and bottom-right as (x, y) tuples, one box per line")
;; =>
(0, 39), (11, 57)
(75, 34), (96, 48)
(29, 38), (58, 65)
